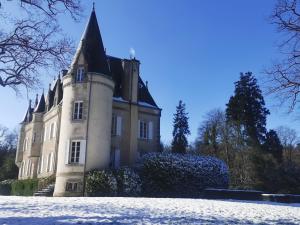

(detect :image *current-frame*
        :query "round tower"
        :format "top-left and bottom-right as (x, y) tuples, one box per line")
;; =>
(53, 9), (114, 197)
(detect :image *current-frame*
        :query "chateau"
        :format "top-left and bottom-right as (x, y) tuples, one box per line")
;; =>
(15, 9), (161, 197)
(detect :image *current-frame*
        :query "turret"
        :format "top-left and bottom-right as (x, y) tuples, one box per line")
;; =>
(53, 8), (114, 197)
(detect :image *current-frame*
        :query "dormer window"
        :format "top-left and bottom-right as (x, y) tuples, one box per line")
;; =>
(76, 66), (85, 82)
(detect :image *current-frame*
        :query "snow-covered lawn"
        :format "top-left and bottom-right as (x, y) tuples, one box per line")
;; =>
(0, 196), (299, 224)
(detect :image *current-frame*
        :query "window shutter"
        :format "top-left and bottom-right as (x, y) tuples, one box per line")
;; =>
(48, 125), (51, 140)
(44, 127), (47, 141)
(25, 160), (28, 176)
(148, 121), (153, 140)
(49, 153), (53, 172)
(65, 139), (70, 165)
(52, 152), (56, 172)
(30, 160), (33, 176)
(37, 158), (40, 174)
(114, 149), (120, 168)
(138, 120), (141, 138)
(46, 154), (50, 172)
(116, 116), (122, 136)
(40, 156), (44, 173)
(79, 140), (86, 164)
(53, 122), (56, 139)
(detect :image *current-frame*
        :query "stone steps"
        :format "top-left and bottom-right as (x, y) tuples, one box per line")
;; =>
(33, 183), (55, 197)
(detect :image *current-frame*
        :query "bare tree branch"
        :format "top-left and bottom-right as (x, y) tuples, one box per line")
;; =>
(266, 0), (300, 111)
(0, 0), (82, 92)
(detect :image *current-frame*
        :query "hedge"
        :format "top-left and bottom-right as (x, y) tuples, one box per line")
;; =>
(11, 179), (38, 196)
(0, 180), (14, 195)
(85, 170), (118, 197)
(85, 167), (142, 197)
(115, 167), (141, 196)
(139, 153), (229, 197)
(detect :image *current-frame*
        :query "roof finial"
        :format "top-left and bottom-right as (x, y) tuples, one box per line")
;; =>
(92, 2), (95, 11)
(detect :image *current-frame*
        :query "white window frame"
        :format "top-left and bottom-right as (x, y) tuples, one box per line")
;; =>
(76, 66), (85, 82)
(23, 138), (28, 151)
(139, 120), (148, 139)
(66, 182), (78, 192)
(44, 126), (47, 141)
(111, 115), (122, 136)
(49, 122), (56, 139)
(73, 101), (83, 120)
(70, 140), (81, 163)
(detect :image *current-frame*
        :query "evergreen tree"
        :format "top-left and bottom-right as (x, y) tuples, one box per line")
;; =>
(226, 72), (270, 147)
(263, 130), (283, 163)
(171, 100), (190, 153)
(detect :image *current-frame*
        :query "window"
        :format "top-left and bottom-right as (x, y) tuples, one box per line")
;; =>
(110, 148), (120, 169)
(49, 152), (54, 172)
(138, 120), (153, 140)
(111, 115), (122, 136)
(70, 141), (81, 163)
(76, 67), (85, 82)
(66, 182), (78, 192)
(23, 138), (28, 151)
(50, 123), (56, 139)
(139, 121), (148, 139)
(65, 140), (86, 165)
(73, 101), (83, 120)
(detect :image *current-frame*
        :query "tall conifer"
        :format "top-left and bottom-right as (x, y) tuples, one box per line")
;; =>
(226, 72), (270, 147)
(171, 100), (190, 153)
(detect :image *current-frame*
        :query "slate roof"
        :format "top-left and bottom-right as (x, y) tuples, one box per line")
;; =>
(34, 93), (46, 113)
(70, 9), (110, 76)
(108, 55), (159, 108)
(21, 9), (159, 123)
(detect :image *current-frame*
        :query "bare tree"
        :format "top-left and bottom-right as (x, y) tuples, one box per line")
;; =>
(276, 125), (298, 161)
(266, 0), (300, 111)
(0, 125), (8, 141)
(0, 0), (83, 92)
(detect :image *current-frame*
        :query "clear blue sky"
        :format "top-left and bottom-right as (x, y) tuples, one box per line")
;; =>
(0, 0), (299, 144)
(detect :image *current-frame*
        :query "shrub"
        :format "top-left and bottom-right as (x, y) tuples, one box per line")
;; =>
(38, 175), (56, 190)
(139, 153), (229, 197)
(0, 180), (14, 195)
(85, 170), (118, 196)
(11, 179), (38, 196)
(115, 167), (141, 196)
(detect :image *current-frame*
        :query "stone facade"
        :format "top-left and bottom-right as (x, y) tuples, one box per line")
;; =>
(15, 9), (161, 197)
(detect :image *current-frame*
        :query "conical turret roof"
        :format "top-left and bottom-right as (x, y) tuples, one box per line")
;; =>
(70, 8), (110, 75)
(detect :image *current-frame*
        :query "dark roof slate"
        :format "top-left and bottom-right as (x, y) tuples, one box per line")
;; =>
(22, 104), (33, 123)
(80, 10), (110, 75)
(34, 93), (46, 113)
(108, 55), (159, 108)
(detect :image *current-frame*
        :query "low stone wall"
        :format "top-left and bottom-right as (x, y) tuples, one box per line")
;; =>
(203, 188), (263, 201)
(203, 188), (300, 203)
(262, 194), (300, 203)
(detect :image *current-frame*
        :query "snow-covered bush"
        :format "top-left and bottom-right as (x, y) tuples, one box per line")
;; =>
(139, 153), (229, 197)
(86, 170), (118, 197)
(115, 167), (141, 196)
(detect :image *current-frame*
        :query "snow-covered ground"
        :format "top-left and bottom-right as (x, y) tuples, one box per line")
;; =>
(0, 196), (299, 224)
